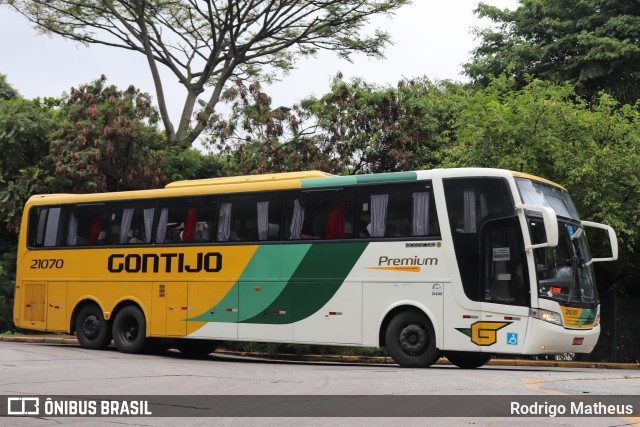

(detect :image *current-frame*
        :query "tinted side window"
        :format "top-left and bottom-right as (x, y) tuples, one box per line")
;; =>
(67, 204), (108, 246)
(357, 182), (439, 238)
(108, 200), (157, 245)
(217, 192), (283, 242)
(482, 217), (529, 306)
(284, 188), (356, 240)
(156, 197), (216, 244)
(28, 205), (67, 247)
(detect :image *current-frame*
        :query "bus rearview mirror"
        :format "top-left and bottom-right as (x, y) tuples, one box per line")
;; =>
(516, 204), (559, 250)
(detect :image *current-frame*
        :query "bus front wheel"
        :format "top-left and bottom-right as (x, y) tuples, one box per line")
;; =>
(385, 310), (439, 368)
(75, 304), (111, 349)
(444, 351), (492, 369)
(112, 305), (147, 354)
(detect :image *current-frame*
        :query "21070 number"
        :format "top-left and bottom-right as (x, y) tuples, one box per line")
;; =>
(31, 258), (64, 269)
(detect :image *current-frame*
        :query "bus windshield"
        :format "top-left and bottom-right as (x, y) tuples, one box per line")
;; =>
(516, 178), (580, 221)
(529, 219), (598, 305)
(516, 178), (597, 306)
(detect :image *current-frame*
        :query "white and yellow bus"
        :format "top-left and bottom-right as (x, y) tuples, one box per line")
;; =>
(14, 168), (618, 368)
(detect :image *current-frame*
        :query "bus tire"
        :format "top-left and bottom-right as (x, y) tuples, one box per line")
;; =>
(75, 304), (111, 350)
(112, 305), (147, 354)
(385, 310), (439, 368)
(444, 351), (492, 369)
(176, 339), (218, 358)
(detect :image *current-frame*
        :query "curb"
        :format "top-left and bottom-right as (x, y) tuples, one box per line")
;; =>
(2, 335), (638, 370)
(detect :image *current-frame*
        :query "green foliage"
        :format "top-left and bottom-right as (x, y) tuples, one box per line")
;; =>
(0, 97), (56, 232)
(443, 75), (640, 295)
(40, 76), (168, 193)
(0, 242), (17, 332)
(466, 0), (640, 103)
(299, 76), (459, 174)
(0, 80), (56, 332)
(162, 147), (225, 182)
(209, 80), (339, 175)
(210, 76), (460, 175)
(0, 73), (19, 100)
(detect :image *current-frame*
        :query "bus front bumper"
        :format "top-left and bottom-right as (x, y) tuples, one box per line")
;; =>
(523, 318), (600, 355)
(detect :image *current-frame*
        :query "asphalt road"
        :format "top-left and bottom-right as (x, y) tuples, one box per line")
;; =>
(0, 340), (638, 426)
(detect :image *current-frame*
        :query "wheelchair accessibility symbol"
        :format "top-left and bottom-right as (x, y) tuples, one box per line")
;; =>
(507, 332), (518, 345)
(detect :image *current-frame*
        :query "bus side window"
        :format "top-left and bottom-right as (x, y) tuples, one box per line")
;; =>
(285, 189), (355, 240)
(218, 192), (283, 242)
(482, 217), (529, 306)
(157, 196), (216, 244)
(357, 182), (438, 239)
(67, 204), (108, 246)
(108, 201), (157, 245)
(28, 206), (67, 247)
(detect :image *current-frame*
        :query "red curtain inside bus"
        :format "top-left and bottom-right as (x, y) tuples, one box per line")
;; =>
(182, 207), (198, 242)
(325, 206), (345, 238)
(88, 219), (103, 245)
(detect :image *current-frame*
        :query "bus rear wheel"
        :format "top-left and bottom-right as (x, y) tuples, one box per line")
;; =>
(112, 305), (147, 354)
(444, 351), (492, 369)
(385, 310), (439, 368)
(75, 304), (111, 350)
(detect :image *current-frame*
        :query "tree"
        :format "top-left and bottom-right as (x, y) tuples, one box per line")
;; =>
(40, 76), (167, 193)
(299, 76), (458, 174)
(0, 73), (19, 100)
(162, 146), (226, 182)
(208, 79), (339, 174)
(465, 0), (640, 103)
(0, 77), (55, 332)
(4, 0), (410, 148)
(211, 76), (459, 175)
(443, 75), (640, 295)
(0, 95), (57, 231)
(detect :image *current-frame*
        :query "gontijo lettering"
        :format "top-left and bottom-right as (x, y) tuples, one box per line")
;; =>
(108, 252), (222, 273)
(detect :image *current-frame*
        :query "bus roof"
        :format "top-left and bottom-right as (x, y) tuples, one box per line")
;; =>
(511, 171), (566, 190)
(165, 170), (333, 188)
(25, 168), (567, 206)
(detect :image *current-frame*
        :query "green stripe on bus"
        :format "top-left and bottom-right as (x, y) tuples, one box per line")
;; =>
(188, 244), (312, 323)
(236, 244), (312, 322)
(577, 308), (596, 325)
(301, 171), (417, 188)
(241, 242), (368, 324)
(355, 171), (417, 184)
(301, 176), (358, 188)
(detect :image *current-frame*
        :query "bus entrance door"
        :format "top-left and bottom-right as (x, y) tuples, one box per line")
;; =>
(479, 217), (529, 353)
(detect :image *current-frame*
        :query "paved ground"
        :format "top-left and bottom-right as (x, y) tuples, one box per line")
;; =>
(1, 333), (637, 370)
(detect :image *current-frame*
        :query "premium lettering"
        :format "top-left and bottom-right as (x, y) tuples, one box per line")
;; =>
(378, 256), (438, 266)
(108, 252), (222, 273)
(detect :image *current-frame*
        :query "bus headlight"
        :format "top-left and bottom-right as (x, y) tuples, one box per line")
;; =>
(531, 308), (563, 326)
(594, 313), (601, 327)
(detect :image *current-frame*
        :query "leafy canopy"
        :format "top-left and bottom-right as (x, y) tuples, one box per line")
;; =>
(465, 0), (640, 103)
(40, 76), (167, 194)
(0, 95), (57, 232)
(210, 76), (458, 175)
